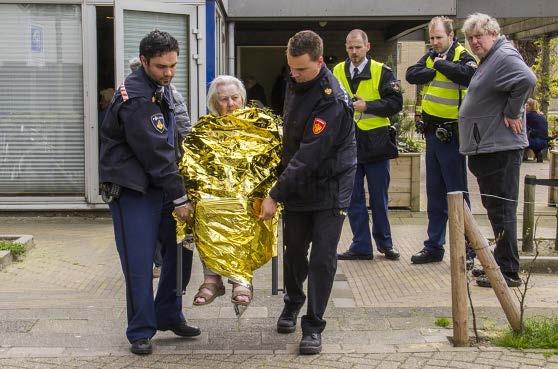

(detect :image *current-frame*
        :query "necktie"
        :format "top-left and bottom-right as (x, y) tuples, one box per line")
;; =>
(353, 67), (359, 79)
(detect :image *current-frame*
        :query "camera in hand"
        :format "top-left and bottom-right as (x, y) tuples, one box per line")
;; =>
(415, 120), (426, 135)
(435, 125), (452, 143)
(100, 182), (122, 204)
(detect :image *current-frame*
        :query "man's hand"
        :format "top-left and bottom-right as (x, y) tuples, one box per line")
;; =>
(352, 95), (367, 112)
(175, 202), (194, 224)
(504, 116), (523, 134)
(259, 196), (278, 220)
(434, 55), (446, 63)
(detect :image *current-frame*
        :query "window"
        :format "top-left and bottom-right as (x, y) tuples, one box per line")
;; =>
(0, 4), (84, 195)
(121, 10), (190, 103)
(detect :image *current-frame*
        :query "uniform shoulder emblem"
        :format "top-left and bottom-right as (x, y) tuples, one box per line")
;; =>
(150, 113), (166, 134)
(312, 117), (327, 135)
(466, 60), (478, 69)
(389, 80), (401, 93)
(119, 84), (129, 101)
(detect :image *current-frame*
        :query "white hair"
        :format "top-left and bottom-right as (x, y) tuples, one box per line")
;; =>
(461, 12), (501, 37)
(129, 57), (142, 72)
(206, 75), (246, 115)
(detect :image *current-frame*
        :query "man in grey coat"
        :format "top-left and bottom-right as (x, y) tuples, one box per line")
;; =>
(459, 13), (536, 288)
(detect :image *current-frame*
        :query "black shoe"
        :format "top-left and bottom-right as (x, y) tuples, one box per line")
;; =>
(299, 332), (322, 355)
(471, 267), (485, 278)
(536, 151), (544, 163)
(465, 240), (476, 271)
(476, 274), (522, 288)
(159, 321), (201, 337)
(337, 250), (373, 260)
(411, 249), (443, 264)
(377, 246), (400, 260)
(277, 305), (301, 333)
(466, 257), (475, 271)
(131, 338), (152, 355)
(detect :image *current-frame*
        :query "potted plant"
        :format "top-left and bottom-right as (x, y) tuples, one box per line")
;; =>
(390, 111), (425, 211)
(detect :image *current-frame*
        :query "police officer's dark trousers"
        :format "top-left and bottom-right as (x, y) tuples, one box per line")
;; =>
(347, 159), (393, 254)
(282, 208), (345, 334)
(424, 130), (469, 255)
(468, 149), (522, 273)
(109, 187), (193, 343)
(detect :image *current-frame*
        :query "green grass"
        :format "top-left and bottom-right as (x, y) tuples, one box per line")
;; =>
(0, 241), (26, 257)
(434, 317), (451, 328)
(492, 316), (558, 354)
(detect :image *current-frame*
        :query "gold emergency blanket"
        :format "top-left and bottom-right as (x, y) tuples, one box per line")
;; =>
(177, 107), (282, 287)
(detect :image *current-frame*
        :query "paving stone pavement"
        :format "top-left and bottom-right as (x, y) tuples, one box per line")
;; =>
(0, 215), (557, 368)
(0, 351), (557, 368)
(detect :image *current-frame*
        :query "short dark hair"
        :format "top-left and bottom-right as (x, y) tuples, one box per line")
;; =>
(139, 30), (179, 61)
(287, 30), (323, 61)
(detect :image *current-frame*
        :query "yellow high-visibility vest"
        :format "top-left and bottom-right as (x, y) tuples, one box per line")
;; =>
(422, 43), (468, 119)
(333, 60), (390, 131)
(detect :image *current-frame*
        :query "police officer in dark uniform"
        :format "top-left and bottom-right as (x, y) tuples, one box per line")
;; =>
(260, 30), (356, 355)
(406, 17), (477, 264)
(99, 30), (200, 355)
(333, 29), (402, 261)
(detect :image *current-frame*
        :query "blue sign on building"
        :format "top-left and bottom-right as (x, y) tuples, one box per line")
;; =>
(31, 25), (43, 53)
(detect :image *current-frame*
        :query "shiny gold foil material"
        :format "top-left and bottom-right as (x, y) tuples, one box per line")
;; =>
(177, 107), (282, 287)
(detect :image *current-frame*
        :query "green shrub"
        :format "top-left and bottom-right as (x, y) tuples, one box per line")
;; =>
(434, 317), (451, 328)
(0, 241), (26, 257)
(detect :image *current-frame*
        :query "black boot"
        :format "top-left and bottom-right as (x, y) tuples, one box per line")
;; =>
(130, 338), (152, 355)
(277, 305), (300, 333)
(299, 332), (322, 355)
(159, 321), (201, 337)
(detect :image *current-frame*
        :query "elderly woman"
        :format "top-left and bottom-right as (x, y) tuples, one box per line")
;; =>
(183, 75), (278, 307)
(458, 13), (536, 288)
(194, 75), (247, 305)
(525, 98), (549, 162)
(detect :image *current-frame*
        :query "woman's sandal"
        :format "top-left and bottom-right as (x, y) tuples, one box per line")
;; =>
(193, 282), (226, 306)
(231, 284), (253, 306)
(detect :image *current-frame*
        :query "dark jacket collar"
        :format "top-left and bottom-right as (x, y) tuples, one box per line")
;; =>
(344, 58), (371, 81)
(427, 37), (459, 60)
(124, 67), (174, 108)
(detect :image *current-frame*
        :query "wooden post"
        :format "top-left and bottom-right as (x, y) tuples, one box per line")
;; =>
(448, 192), (468, 346)
(522, 175), (536, 252)
(462, 204), (522, 333)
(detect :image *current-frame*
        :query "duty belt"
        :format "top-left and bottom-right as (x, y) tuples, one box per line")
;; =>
(424, 121), (458, 134)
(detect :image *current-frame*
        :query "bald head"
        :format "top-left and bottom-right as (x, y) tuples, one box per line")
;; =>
(347, 29), (368, 44)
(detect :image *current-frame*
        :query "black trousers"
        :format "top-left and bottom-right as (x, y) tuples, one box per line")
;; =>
(282, 208), (346, 334)
(468, 149), (522, 273)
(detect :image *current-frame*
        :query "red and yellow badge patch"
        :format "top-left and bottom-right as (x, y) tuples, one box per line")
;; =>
(312, 117), (327, 135)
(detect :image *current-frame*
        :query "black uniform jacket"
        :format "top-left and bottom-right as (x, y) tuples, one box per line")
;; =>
(341, 58), (403, 163)
(405, 39), (477, 124)
(269, 65), (357, 211)
(99, 67), (186, 202)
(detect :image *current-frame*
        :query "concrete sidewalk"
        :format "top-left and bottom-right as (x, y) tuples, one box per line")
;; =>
(0, 215), (557, 368)
(1, 158), (557, 367)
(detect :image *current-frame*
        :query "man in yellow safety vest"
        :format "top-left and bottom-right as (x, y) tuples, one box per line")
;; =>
(333, 29), (402, 262)
(406, 16), (477, 264)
